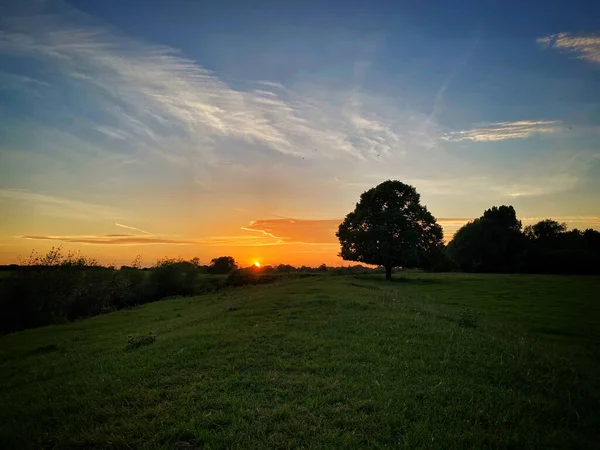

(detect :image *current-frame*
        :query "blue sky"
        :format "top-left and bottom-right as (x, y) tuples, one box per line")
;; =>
(0, 0), (599, 266)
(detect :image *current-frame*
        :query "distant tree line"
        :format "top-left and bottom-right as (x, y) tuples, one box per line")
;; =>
(0, 248), (389, 334)
(447, 205), (600, 274)
(0, 250), (267, 334)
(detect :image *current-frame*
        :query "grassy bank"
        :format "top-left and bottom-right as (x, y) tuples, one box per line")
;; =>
(1, 273), (599, 448)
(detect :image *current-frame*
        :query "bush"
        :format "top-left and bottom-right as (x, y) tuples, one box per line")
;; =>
(145, 259), (200, 300)
(125, 331), (156, 350)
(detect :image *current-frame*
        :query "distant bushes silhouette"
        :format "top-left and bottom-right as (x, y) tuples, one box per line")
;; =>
(0, 249), (234, 334)
(146, 258), (202, 299)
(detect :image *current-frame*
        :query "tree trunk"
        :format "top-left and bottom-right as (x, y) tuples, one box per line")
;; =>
(385, 264), (392, 281)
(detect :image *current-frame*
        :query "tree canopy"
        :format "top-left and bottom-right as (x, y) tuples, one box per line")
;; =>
(336, 180), (444, 280)
(524, 219), (567, 243)
(448, 206), (600, 274)
(447, 205), (525, 272)
(208, 256), (238, 274)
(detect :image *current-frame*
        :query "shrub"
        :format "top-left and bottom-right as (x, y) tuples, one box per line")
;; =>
(125, 331), (156, 350)
(145, 259), (200, 300)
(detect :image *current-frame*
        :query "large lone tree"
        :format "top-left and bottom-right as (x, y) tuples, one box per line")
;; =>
(336, 180), (444, 280)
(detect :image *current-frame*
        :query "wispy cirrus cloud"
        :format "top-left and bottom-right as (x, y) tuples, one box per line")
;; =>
(408, 174), (579, 198)
(242, 218), (341, 244)
(114, 222), (154, 236)
(537, 33), (600, 64)
(0, 0), (434, 172)
(0, 188), (122, 220)
(21, 235), (193, 245)
(19, 234), (282, 247)
(441, 120), (560, 142)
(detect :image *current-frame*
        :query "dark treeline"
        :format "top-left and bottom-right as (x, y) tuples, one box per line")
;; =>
(0, 249), (382, 334)
(0, 250), (220, 334)
(447, 205), (600, 274)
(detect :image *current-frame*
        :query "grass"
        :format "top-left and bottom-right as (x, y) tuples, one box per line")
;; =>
(1, 273), (599, 449)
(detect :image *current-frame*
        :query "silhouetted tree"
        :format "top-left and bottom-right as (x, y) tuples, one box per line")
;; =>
(276, 264), (296, 273)
(447, 205), (526, 272)
(482, 205), (522, 232)
(190, 257), (201, 268)
(524, 219), (566, 243)
(337, 180), (444, 280)
(449, 207), (600, 274)
(520, 220), (600, 274)
(208, 256), (238, 274)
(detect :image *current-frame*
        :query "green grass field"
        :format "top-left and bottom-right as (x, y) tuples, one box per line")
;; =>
(1, 273), (599, 449)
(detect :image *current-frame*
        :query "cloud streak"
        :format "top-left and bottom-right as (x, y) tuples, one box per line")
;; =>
(21, 235), (193, 245)
(20, 234), (282, 246)
(242, 218), (341, 244)
(114, 222), (154, 236)
(441, 120), (560, 142)
(0, 189), (122, 220)
(19, 230), (293, 247)
(537, 33), (600, 64)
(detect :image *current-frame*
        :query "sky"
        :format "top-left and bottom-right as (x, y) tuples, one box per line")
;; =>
(1, 0), (599, 267)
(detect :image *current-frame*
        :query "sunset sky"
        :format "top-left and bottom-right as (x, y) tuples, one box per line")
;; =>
(1, 0), (599, 267)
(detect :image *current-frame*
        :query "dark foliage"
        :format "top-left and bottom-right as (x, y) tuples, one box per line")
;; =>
(520, 224), (600, 274)
(447, 206), (526, 273)
(208, 256), (238, 274)
(337, 180), (444, 280)
(0, 250), (232, 334)
(276, 264), (296, 273)
(448, 207), (600, 274)
(146, 259), (200, 299)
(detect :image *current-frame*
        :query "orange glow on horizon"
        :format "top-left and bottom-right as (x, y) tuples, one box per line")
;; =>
(2, 215), (599, 268)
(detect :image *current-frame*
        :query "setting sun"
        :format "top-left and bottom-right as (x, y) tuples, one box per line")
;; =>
(254, 261), (261, 267)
